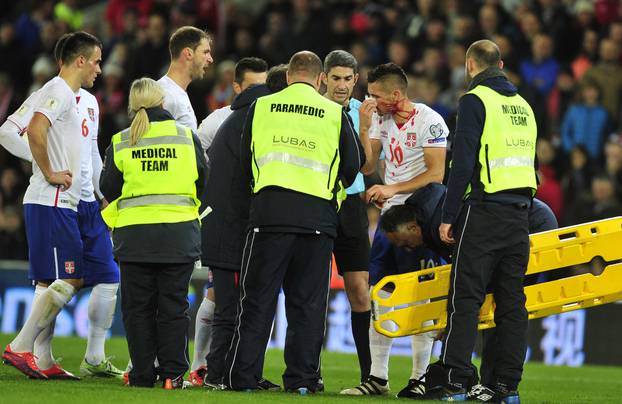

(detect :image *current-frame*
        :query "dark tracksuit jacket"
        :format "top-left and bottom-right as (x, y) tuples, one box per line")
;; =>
(406, 183), (558, 261)
(200, 83), (271, 384)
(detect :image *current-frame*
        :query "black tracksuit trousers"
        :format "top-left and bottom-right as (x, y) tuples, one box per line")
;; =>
(205, 267), (240, 384)
(224, 230), (333, 391)
(441, 202), (529, 391)
(120, 261), (194, 387)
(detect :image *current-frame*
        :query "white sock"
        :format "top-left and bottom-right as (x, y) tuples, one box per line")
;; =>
(190, 297), (214, 371)
(85, 283), (118, 365)
(369, 289), (394, 381)
(410, 298), (436, 380)
(33, 285), (56, 369)
(10, 280), (76, 353)
(410, 329), (436, 380)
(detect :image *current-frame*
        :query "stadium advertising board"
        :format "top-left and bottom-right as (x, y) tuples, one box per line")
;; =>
(1, 264), (621, 366)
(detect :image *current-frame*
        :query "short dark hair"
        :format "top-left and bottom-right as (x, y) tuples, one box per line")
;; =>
(288, 51), (323, 79)
(324, 50), (358, 74)
(54, 33), (73, 62)
(60, 31), (102, 65)
(379, 204), (421, 234)
(367, 62), (408, 92)
(234, 57), (268, 84)
(266, 64), (288, 93)
(169, 26), (209, 59)
(466, 39), (501, 69)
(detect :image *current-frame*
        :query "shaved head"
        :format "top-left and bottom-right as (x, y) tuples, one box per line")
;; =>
(466, 39), (501, 69)
(288, 51), (323, 80)
(287, 50), (323, 90)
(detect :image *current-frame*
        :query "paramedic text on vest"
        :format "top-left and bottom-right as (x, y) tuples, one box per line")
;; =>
(224, 51), (365, 393)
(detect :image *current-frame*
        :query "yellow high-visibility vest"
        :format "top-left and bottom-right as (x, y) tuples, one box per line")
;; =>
(465, 85), (537, 196)
(251, 82), (345, 203)
(101, 119), (200, 229)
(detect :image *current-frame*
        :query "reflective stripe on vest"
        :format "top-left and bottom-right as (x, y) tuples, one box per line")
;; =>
(101, 119), (200, 229)
(115, 126), (190, 152)
(466, 85), (537, 196)
(255, 152), (330, 174)
(250, 83), (343, 202)
(488, 156), (534, 170)
(117, 194), (196, 210)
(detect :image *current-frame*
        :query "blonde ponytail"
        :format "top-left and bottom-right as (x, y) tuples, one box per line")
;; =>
(127, 77), (165, 146)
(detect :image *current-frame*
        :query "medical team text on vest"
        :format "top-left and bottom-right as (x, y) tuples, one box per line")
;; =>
(131, 147), (178, 171)
(501, 103), (530, 127)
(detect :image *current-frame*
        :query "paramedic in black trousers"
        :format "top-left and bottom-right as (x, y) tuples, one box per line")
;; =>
(201, 64), (288, 390)
(224, 51), (365, 393)
(379, 184), (558, 401)
(433, 39), (539, 403)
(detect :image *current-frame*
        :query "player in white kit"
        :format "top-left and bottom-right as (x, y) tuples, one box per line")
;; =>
(196, 57), (268, 161)
(155, 26), (214, 386)
(2, 32), (103, 379)
(341, 63), (448, 397)
(0, 33), (123, 380)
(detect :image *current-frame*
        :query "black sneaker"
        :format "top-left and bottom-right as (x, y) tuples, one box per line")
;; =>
(495, 383), (520, 404)
(439, 385), (467, 401)
(203, 379), (226, 390)
(163, 375), (190, 389)
(285, 378), (325, 395)
(496, 390), (520, 404)
(397, 378), (426, 398)
(466, 384), (496, 402)
(257, 377), (281, 391)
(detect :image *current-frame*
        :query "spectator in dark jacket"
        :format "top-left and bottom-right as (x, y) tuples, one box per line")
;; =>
(561, 82), (609, 160)
(519, 33), (560, 97)
(202, 64), (288, 388)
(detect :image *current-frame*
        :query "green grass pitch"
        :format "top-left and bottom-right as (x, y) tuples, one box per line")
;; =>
(1, 334), (621, 403)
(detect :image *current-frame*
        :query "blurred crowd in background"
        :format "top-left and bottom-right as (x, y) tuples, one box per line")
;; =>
(2, 0), (622, 259)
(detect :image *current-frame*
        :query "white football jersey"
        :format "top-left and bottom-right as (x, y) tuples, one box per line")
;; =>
(6, 87), (101, 203)
(157, 75), (197, 131)
(369, 102), (448, 211)
(22, 76), (82, 210)
(197, 105), (232, 156)
(76, 89), (99, 202)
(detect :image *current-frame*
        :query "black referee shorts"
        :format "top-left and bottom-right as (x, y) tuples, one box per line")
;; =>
(334, 193), (370, 274)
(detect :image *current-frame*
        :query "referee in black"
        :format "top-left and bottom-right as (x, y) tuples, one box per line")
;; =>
(435, 40), (538, 402)
(224, 51), (364, 393)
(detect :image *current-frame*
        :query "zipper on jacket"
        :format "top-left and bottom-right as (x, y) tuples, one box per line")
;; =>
(327, 149), (338, 189)
(252, 143), (260, 182)
(484, 144), (492, 183)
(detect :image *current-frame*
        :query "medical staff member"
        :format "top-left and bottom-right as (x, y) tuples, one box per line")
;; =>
(435, 40), (538, 403)
(225, 51), (364, 393)
(100, 77), (207, 389)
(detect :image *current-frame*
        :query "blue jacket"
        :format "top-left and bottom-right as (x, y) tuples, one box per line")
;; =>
(407, 183), (558, 260)
(519, 57), (560, 96)
(561, 104), (609, 159)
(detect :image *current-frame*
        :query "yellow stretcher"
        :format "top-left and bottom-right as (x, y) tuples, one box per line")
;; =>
(371, 216), (622, 338)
